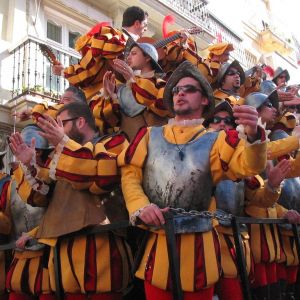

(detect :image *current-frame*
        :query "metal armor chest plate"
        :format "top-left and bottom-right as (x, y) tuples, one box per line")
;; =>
(279, 178), (300, 212)
(215, 180), (245, 215)
(143, 127), (218, 211)
(118, 84), (146, 117)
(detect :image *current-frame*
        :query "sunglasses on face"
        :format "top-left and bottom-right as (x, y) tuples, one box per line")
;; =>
(226, 70), (241, 76)
(263, 102), (273, 108)
(212, 116), (235, 125)
(172, 85), (203, 95)
(278, 75), (287, 79)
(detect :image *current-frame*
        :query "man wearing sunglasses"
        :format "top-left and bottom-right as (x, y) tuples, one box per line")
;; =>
(214, 60), (246, 106)
(119, 61), (267, 300)
(9, 102), (132, 300)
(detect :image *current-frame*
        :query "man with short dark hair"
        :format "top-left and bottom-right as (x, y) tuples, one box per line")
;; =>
(119, 61), (267, 300)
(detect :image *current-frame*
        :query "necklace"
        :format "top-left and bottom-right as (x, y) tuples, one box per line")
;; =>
(170, 127), (206, 161)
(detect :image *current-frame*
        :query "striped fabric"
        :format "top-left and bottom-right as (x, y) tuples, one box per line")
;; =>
(48, 232), (132, 294)
(136, 230), (220, 292)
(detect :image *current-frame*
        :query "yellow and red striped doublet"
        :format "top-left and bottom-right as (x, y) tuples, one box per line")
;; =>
(119, 124), (267, 291)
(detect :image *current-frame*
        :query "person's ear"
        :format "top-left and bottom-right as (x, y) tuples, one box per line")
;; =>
(200, 96), (209, 106)
(134, 20), (141, 28)
(77, 117), (85, 129)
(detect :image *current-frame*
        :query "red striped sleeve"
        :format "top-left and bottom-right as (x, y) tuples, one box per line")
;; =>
(62, 147), (94, 159)
(125, 127), (148, 164)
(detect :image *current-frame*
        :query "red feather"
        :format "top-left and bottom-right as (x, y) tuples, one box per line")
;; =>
(263, 65), (275, 78)
(87, 22), (111, 36)
(162, 15), (175, 38)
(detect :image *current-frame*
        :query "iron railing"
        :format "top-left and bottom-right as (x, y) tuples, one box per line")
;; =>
(9, 37), (80, 102)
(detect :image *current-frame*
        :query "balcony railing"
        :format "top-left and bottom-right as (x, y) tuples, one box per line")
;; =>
(9, 37), (80, 103)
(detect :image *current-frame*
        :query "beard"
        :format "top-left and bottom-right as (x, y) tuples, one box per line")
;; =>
(68, 123), (85, 144)
(174, 107), (193, 116)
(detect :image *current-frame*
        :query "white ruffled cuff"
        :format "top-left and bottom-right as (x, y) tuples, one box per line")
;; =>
(21, 161), (49, 195)
(236, 117), (270, 145)
(130, 203), (157, 226)
(49, 135), (69, 180)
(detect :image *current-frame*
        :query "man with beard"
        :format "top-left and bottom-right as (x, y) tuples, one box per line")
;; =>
(119, 61), (268, 300)
(9, 102), (132, 300)
(214, 60), (246, 106)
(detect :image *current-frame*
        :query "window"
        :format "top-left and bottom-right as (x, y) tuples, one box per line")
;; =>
(47, 20), (62, 43)
(69, 31), (81, 49)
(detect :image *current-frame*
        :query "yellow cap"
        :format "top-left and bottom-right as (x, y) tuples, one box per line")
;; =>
(208, 42), (234, 57)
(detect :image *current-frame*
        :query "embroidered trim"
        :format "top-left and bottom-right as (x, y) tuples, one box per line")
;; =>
(168, 118), (204, 127)
(49, 135), (69, 180)
(130, 203), (157, 225)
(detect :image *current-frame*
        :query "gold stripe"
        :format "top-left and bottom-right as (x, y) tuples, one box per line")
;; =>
(28, 257), (40, 294)
(180, 234), (195, 291)
(41, 267), (51, 294)
(151, 234), (169, 289)
(203, 231), (219, 286)
(135, 233), (156, 280)
(71, 236), (87, 293)
(219, 232), (237, 278)
(264, 224), (275, 262)
(96, 233), (111, 292)
(60, 239), (80, 293)
(10, 258), (27, 292)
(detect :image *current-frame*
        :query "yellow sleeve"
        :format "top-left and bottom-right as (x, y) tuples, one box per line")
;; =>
(88, 94), (121, 135)
(118, 127), (150, 215)
(131, 77), (171, 117)
(275, 203), (288, 218)
(31, 102), (62, 122)
(13, 165), (49, 207)
(267, 136), (299, 159)
(245, 177), (280, 208)
(64, 26), (126, 99)
(210, 130), (267, 183)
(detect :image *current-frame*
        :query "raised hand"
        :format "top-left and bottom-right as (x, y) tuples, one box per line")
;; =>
(112, 59), (134, 81)
(266, 159), (291, 189)
(12, 109), (32, 121)
(52, 62), (64, 76)
(9, 132), (35, 166)
(103, 71), (117, 98)
(233, 105), (259, 141)
(37, 115), (64, 146)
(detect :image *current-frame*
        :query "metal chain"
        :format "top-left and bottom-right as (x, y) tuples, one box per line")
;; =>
(168, 207), (234, 222)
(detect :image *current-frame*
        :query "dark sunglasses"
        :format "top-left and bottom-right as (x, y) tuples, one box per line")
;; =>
(263, 102), (273, 108)
(212, 116), (235, 125)
(226, 70), (241, 76)
(172, 85), (203, 95)
(61, 117), (79, 126)
(278, 75), (287, 79)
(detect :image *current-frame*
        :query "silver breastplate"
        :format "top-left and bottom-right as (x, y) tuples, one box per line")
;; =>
(142, 127), (218, 211)
(10, 180), (45, 240)
(278, 178), (300, 212)
(215, 180), (245, 215)
(118, 84), (146, 117)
